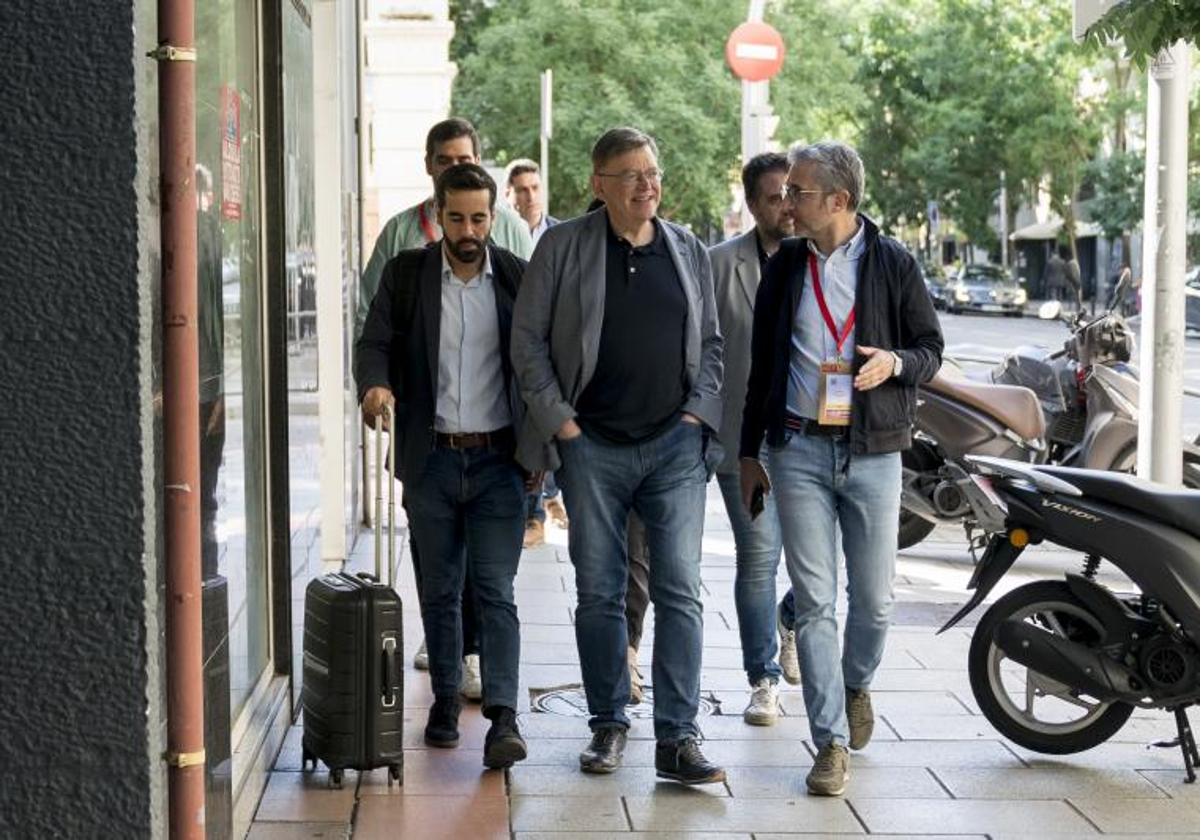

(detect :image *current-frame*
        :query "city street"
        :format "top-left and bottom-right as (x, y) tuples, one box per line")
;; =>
(938, 309), (1200, 439)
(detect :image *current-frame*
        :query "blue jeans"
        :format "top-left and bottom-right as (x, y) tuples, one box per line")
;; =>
(766, 431), (901, 748)
(556, 420), (708, 742)
(405, 444), (526, 709)
(525, 472), (561, 523)
(715, 469), (784, 685)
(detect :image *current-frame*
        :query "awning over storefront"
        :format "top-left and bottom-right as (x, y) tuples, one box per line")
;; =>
(1009, 217), (1102, 241)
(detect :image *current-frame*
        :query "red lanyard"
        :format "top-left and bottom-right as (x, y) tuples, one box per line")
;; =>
(417, 200), (438, 243)
(808, 252), (855, 356)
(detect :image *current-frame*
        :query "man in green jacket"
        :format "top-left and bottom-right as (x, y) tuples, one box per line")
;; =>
(355, 118), (533, 340)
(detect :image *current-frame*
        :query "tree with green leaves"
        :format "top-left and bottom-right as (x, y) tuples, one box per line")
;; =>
(1085, 0), (1200, 68)
(854, 0), (1101, 262)
(450, 0), (860, 230)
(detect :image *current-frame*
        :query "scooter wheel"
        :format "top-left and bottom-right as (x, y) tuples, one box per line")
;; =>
(968, 581), (1134, 755)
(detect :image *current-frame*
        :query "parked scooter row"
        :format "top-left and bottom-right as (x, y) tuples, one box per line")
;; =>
(899, 268), (1200, 550)
(938, 454), (1200, 781)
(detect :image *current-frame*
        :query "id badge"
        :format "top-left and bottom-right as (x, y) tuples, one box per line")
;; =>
(818, 358), (853, 426)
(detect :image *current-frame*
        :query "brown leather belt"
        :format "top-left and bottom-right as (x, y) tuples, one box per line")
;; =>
(784, 413), (848, 438)
(434, 426), (515, 451)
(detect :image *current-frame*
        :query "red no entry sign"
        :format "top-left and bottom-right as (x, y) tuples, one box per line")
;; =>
(726, 21), (785, 82)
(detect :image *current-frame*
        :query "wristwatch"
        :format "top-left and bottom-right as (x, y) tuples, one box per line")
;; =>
(890, 351), (904, 378)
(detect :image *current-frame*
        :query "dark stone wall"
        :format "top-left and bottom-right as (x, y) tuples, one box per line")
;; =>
(0, 2), (158, 835)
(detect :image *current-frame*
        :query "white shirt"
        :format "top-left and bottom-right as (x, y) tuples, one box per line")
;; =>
(530, 214), (551, 246)
(787, 221), (866, 420)
(435, 250), (512, 433)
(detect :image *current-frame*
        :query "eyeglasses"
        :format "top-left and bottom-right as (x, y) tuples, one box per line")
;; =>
(783, 185), (827, 204)
(596, 168), (664, 186)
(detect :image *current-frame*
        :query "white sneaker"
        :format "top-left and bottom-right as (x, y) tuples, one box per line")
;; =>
(742, 677), (781, 726)
(778, 608), (800, 685)
(413, 639), (429, 671)
(459, 653), (483, 701)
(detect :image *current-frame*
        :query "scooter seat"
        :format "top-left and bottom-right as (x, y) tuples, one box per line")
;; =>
(926, 372), (1047, 443)
(1035, 464), (1200, 542)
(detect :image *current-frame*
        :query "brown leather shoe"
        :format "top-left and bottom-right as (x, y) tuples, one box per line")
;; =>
(523, 519), (545, 548)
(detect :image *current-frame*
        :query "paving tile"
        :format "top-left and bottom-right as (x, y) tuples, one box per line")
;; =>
(516, 713), (656, 740)
(353, 793), (509, 840)
(933, 767), (1167, 799)
(848, 740), (1025, 768)
(517, 736), (658, 766)
(402, 705), (492, 748)
(884, 714), (1004, 740)
(724, 765), (948, 799)
(624, 794), (863, 833)
(508, 764), (729, 797)
(1140, 769), (1200, 800)
(861, 690), (975, 717)
(251, 771), (355, 822)
(756, 836), (981, 840)
(517, 834), (751, 840)
(356, 749), (505, 796)
(990, 835), (1200, 840)
(867, 668), (975, 692)
(245, 822), (349, 839)
(850, 798), (1096, 835)
(510, 794), (629, 832)
(1008, 741), (1186, 771)
(1068, 797), (1200, 834)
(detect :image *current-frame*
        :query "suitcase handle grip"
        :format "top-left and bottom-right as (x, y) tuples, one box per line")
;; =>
(373, 406), (396, 588)
(356, 572), (379, 583)
(382, 637), (398, 708)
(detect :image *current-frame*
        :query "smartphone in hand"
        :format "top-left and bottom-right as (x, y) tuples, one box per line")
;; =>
(750, 486), (765, 520)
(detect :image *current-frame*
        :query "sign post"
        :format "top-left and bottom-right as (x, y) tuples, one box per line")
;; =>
(727, 5), (785, 229)
(540, 69), (552, 216)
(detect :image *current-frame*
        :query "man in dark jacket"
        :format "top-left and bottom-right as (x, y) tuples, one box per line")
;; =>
(739, 142), (943, 797)
(356, 163), (530, 769)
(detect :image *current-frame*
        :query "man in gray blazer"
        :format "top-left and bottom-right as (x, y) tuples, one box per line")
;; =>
(511, 127), (725, 785)
(710, 153), (797, 728)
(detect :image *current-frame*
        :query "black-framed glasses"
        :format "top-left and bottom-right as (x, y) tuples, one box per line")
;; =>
(783, 185), (826, 204)
(596, 168), (664, 186)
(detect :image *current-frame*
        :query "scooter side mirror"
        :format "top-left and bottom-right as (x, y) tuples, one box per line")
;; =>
(1038, 300), (1063, 320)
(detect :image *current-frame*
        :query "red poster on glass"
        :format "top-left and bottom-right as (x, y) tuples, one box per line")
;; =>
(221, 85), (242, 220)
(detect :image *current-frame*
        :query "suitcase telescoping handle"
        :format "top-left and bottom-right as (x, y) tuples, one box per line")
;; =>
(373, 404), (396, 588)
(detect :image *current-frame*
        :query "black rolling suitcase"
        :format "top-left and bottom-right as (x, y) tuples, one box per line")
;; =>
(301, 407), (403, 787)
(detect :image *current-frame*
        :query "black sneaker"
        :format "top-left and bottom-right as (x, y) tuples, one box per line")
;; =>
(579, 727), (627, 774)
(424, 696), (462, 748)
(483, 706), (527, 769)
(655, 737), (726, 785)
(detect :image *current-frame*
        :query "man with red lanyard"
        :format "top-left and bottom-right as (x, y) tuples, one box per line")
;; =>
(356, 118), (533, 341)
(355, 118), (532, 695)
(739, 142), (942, 797)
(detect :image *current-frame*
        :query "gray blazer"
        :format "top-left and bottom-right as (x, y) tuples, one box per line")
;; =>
(511, 208), (724, 471)
(710, 229), (764, 474)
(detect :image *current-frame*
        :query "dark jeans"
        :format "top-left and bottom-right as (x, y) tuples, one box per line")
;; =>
(404, 498), (479, 657)
(556, 420), (708, 741)
(405, 443), (526, 709)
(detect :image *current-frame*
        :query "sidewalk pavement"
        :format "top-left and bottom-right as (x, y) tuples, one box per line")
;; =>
(249, 484), (1200, 839)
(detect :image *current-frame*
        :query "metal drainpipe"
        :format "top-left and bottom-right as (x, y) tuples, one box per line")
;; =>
(150, 0), (206, 836)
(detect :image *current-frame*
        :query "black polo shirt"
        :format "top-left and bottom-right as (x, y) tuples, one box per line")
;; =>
(576, 218), (688, 444)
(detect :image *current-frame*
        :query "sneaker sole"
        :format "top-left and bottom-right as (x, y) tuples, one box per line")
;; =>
(742, 709), (779, 726)
(848, 728), (873, 751)
(483, 737), (527, 769)
(579, 759), (622, 774)
(806, 773), (849, 796)
(655, 768), (727, 785)
(780, 668), (801, 686)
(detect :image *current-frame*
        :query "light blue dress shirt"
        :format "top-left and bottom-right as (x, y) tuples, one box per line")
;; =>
(787, 222), (866, 421)
(435, 250), (512, 434)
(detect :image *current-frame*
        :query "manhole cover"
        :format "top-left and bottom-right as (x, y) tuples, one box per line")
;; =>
(530, 684), (720, 718)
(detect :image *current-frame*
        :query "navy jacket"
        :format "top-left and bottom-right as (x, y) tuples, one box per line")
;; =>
(739, 215), (943, 456)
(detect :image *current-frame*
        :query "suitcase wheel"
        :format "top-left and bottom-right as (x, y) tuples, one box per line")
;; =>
(301, 747), (317, 772)
(388, 764), (401, 787)
(329, 768), (344, 788)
